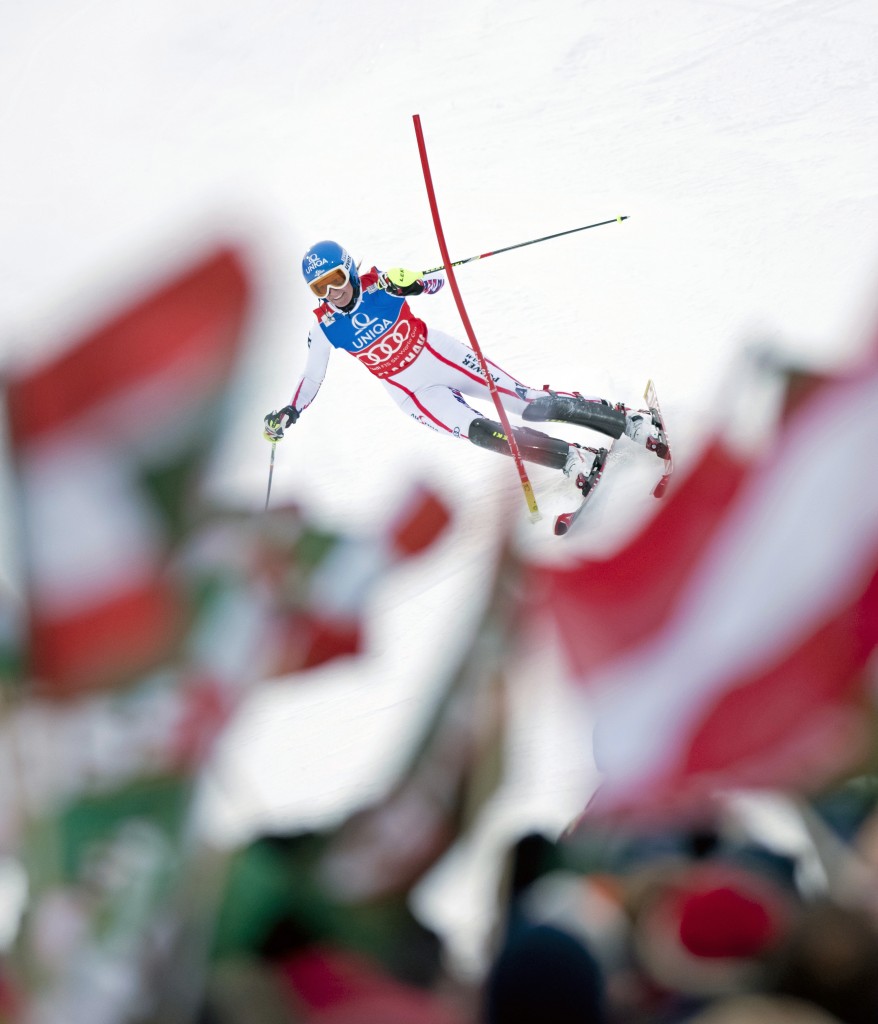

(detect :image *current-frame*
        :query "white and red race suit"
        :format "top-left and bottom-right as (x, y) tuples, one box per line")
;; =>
(289, 267), (595, 440)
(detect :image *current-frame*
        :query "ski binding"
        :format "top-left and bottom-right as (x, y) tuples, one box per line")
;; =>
(643, 379), (673, 498)
(554, 443), (614, 536)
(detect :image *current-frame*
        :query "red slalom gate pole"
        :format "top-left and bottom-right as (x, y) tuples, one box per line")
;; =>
(412, 114), (541, 522)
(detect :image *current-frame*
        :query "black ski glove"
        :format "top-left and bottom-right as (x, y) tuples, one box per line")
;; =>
(263, 405), (298, 441)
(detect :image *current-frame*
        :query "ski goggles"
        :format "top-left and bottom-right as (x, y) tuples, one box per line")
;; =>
(308, 266), (350, 298)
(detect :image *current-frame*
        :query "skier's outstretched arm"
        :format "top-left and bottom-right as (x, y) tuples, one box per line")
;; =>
(263, 327), (331, 441)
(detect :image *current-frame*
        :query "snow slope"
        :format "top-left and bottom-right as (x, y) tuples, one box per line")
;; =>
(2, 0), (877, 974)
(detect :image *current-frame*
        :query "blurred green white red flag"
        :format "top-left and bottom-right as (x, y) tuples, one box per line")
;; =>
(4, 248), (251, 698)
(0, 242), (454, 1023)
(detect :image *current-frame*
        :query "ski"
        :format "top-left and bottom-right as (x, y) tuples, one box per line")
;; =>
(554, 443), (614, 536)
(643, 379), (673, 498)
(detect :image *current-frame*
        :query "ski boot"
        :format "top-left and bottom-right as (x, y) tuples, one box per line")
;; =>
(563, 443), (608, 495)
(618, 403), (669, 460)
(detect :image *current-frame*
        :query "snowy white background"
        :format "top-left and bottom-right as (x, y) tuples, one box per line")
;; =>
(3, 0), (878, 975)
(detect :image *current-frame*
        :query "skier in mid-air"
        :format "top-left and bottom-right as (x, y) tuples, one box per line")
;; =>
(263, 240), (668, 484)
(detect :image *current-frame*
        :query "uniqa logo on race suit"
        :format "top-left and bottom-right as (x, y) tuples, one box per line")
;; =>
(351, 311), (394, 349)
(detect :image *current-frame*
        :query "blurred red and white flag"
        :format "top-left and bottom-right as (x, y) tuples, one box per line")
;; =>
(4, 247), (251, 698)
(531, 341), (878, 817)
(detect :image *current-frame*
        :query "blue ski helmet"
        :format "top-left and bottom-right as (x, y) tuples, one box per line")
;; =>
(302, 240), (360, 298)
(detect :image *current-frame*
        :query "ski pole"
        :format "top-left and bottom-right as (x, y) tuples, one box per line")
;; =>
(413, 113), (541, 522)
(264, 441), (277, 511)
(420, 215), (628, 276)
